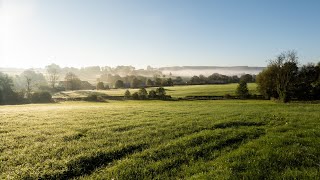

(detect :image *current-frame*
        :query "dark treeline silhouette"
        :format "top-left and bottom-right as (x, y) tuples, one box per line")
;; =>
(188, 73), (255, 85)
(124, 87), (171, 100)
(98, 73), (255, 89)
(257, 51), (320, 102)
(0, 72), (52, 105)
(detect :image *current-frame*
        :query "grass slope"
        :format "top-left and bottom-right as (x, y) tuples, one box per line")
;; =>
(53, 83), (258, 99)
(1, 100), (319, 179)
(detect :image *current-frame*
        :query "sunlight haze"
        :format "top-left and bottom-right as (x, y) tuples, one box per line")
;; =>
(1, 0), (320, 68)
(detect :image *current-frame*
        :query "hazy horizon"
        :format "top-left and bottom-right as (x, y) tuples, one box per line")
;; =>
(1, 0), (320, 69)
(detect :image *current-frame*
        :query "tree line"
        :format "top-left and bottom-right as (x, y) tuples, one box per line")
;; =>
(256, 51), (320, 102)
(97, 73), (255, 89)
(124, 87), (170, 100)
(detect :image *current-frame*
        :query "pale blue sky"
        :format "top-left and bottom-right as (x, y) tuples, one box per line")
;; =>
(1, 0), (320, 68)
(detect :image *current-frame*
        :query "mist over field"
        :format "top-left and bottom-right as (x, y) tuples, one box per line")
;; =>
(0, 65), (264, 79)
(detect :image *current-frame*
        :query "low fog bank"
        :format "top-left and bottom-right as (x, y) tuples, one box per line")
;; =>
(161, 66), (265, 76)
(0, 66), (264, 80)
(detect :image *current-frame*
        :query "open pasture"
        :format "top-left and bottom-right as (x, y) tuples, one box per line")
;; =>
(53, 83), (258, 99)
(1, 100), (319, 179)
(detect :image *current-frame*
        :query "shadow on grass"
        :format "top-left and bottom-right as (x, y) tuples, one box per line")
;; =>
(39, 143), (148, 180)
(214, 121), (265, 129)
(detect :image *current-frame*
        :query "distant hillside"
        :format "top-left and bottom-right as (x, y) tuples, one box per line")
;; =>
(0, 66), (265, 83)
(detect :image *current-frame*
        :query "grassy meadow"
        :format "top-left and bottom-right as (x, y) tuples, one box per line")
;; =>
(53, 83), (258, 99)
(1, 99), (320, 179)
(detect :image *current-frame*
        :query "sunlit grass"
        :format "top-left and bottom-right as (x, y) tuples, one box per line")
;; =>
(53, 83), (258, 99)
(1, 100), (319, 179)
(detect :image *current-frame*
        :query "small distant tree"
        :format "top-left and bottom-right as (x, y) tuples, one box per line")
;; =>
(124, 90), (131, 99)
(0, 72), (17, 104)
(190, 76), (200, 84)
(115, 80), (125, 89)
(132, 92), (139, 100)
(156, 87), (166, 99)
(46, 63), (61, 88)
(240, 74), (254, 83)
(174, 76), (183, 85)
(138, 88), (148, 99)
(148, 90), (157, 99)
(236, 80), (250, 99)
(25, 76), (32, 99)
(146, 79), (154, 86)
(31, 91), (52, 103)
(131, 78), (141, 88)
(155, 78), (162, 86)
(64, 72), (81, 90)
(167, 78), (174, 86)
(96, 82), (105, 90)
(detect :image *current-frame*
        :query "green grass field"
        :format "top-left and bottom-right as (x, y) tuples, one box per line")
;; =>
(53, 83), (258, 99)
(1, 100), (320, 179)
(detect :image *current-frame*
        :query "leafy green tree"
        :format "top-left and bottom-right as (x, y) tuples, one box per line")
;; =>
(148, 90), (157, 99)
(272, 51), (298, 102)
(131, 78), (141, 88)
(240, 74), (254, 83)
(138, 88), (148, 99)
(0, 72), (24, 104)
(174, 76), (184, 85)
(256, 51), (298, 102)
(154, 78), (162, 86)
(167, 78), (174, 86)
(189, 76), (200, 84)
(236, 80), (250, 99)
(31, 91), (52, 103)
(96, 82), (105, 90)
(256, 65), (278, 99)
(0, 72), (14, 104)
(132, 92), (139, 100)
(146, 79), (154, 86)
(124, 90), (131, 99)
(294, 63), (318, 100)
(115, 80), (125, 89)
(156, 87), (166, 99)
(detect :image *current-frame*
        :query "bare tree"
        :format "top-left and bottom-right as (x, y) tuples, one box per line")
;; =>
(64, 72), (81, 90)
(46, 64), (61, 88)
(25, 76), (32, 99)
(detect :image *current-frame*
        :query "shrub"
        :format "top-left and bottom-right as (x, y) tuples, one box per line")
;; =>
(148, 90), (157, 99)
(96, 82), (105, 90)
(224, 94), (232, 99)
(132, 92), (139, 100)
(31, 91), (52, 103)
(156, 87), (166, 99)
(115, 80), (125, 89)
(138, 88), (148, 99)
(236, 81), (250, 99)
(124, 90), (131, 99)
(84, 94), (105, 102)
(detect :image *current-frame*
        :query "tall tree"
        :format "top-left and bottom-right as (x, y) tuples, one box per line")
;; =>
(236, 80), (250, 99)
(256, 50), (298, 102)
(272, 51), (298, 102)
(115, 80), (125, 89)
(46, 64), (61, 88)
(0, 72), (15, 104)
(64, 72), (81, 90)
